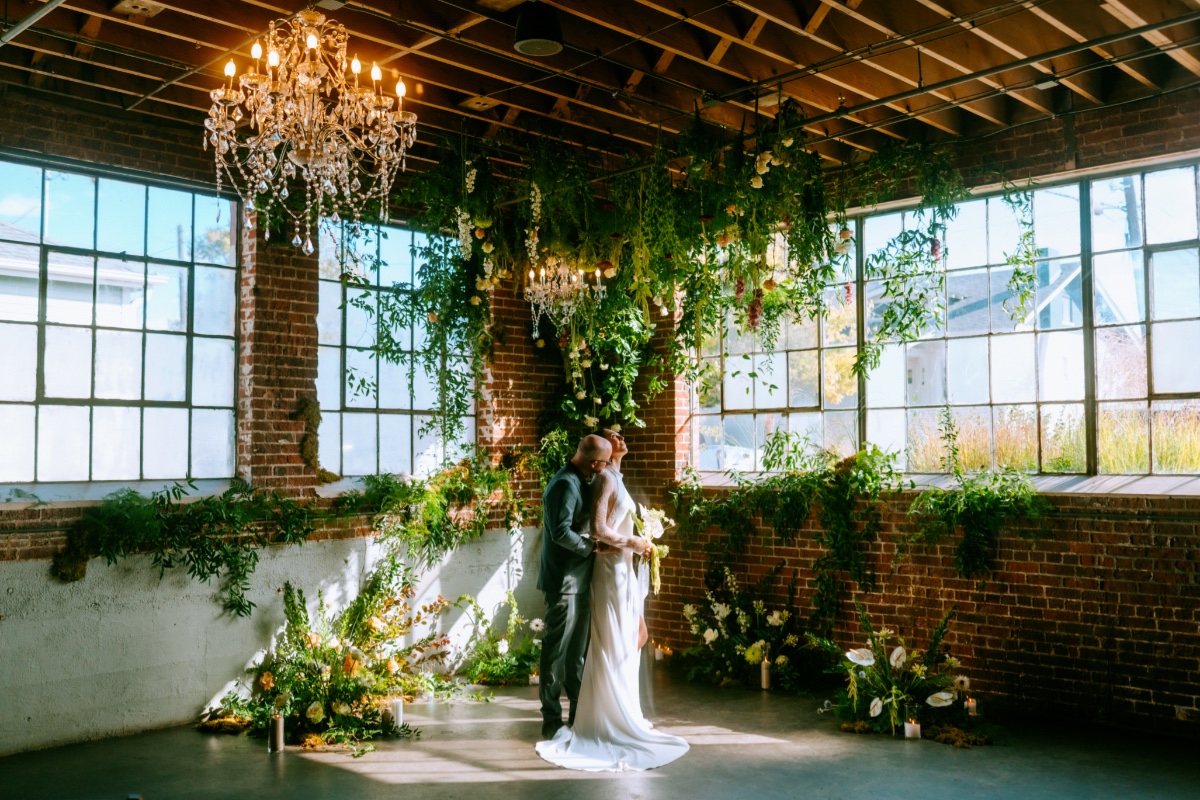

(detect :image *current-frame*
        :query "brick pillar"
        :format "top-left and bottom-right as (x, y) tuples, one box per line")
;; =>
(622, 320), (691, 509)
(236, 216), (319, 497)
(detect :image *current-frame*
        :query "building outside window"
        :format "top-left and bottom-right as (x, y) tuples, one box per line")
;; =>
(692, 162), (1200, 477)
(0, 158), (238, 485)
(316, 221), (475, 478)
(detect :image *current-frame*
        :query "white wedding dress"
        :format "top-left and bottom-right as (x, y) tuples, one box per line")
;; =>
(535, 471), (689, 772)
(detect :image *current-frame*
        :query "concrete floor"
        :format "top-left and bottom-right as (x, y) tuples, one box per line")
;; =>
(3, 670), (1197, 800)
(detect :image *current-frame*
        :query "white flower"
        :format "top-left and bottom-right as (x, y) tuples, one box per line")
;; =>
(750, 176), (764, 189)
(469, 295), (482, 306)
(349, 647), (366, 662)
(306, 702), (325, 723)
(599, 363), (609, 371)
(576, 391), (587, 400)
(766, 610), (785, 627)
(530, 618), (545, 633)
(890, 646), (907, 668)
(610, 424), (621, 432)
(682, 604), (698, 619)
(954, 675), (971, 692)
(782, 137), (794, 147)
(926, 691), (956, 708)
(703, 628), (719, 645)
(712, 603), (731, 620)
(846, 648), (876, 666)
(532, 639), (541, 647)
(319, 663), (332, 678)
(482, 241), (494, 254)
(755, 162), (770, 175)
(858, 670), (866, 679)
(497, 639), (510, 656)
(368, 616), (386, 632)
(869, 697), (883, 717)
(584, 415), (599, 428)
(580, 359), (592, 368)
(333, 701), (352, 716)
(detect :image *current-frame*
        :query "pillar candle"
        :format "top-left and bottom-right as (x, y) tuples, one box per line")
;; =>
(761, 657), (770, 690)
(966, 697), (978, 716)
(904, 720), (922, 739)
(390, 697), (404, 730)
(268, 712), (285, 752)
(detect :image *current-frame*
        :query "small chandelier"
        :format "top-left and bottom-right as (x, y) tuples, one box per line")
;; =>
(525, 255), (604, 339)
(204, 8), (417, 252)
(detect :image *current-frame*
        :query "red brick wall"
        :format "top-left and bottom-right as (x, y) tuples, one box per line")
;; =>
(646, 491), (1200, 730)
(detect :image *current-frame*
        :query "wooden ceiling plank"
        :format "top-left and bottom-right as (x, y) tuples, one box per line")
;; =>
(1026, 0), (1161, 88)
(1101, 0), (1200, 77)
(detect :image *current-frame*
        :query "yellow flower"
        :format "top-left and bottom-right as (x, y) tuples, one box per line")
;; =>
(750, 176), (764, 189)
(258, 671), (275, 691)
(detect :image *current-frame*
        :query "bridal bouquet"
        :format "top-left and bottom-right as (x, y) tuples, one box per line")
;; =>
(634, 503), (673, 595)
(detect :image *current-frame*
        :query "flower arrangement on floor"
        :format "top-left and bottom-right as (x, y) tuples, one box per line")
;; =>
(680, 565), (828, 692)
(218, 558), (461, 755)
(634, 503), (673, 595)
(808, 605), (978, 737)
(459, 592), (544, 686)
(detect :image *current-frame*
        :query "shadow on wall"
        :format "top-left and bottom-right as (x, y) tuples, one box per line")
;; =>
(0, 527), (544, 756)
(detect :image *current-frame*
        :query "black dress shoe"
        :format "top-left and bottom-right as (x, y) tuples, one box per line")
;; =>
(541, 721), (563, 739)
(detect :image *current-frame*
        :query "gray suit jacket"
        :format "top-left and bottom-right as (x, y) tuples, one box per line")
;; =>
(537, 462), (596, 595)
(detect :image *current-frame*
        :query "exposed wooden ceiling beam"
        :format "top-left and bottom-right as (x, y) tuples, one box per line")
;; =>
(1102, 0), (1200, 77)
(1025, 0), (1162, 89)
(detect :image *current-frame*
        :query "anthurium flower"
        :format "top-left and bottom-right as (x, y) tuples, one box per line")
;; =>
(890, 646), (907, 668)
(926, 691), (956, 707)
(869, 697), (883, 717)
(846, 648), (876, 666)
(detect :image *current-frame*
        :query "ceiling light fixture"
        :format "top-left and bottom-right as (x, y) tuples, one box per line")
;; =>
(514, 1), (563, 57)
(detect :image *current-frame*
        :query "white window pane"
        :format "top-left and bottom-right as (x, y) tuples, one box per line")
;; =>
(906, 341), (946, 406)
(342, 412), (377, 476)
(346, 348), (377, 409)
(0, 322), (37, 401)
(94, 329), (143, 400)
(147, 187), (192, 261)
(990, 266), (1034, 333)
(451, 358), (475, 415)
(143, 407), (188, 479)
(755, 413), (784, 471)
(193, 194), (236, 266)
(947, 337), (989, 405)
(722, 414), (755, 472)
(413, 414), (441, 477)
(823, 347), (857, 410)
(191, 408), (234, 478)
(344, 224), (378, 280)
(1152, 400), (1200, 474)
(694, 415), (722, 471)
(824, 411), (857, 458)
(696, 358), (721, 413)
(378, 414), (411, 475)
(754, 351), (786, 408)
(788, 411), (822, 446)
(144, 333), (187, 402)
(1090, 175), (1141, 253)
(724, 309), (755, 355)
(867, 408), (906, 468)
(1037, 330), (1084, 402)
(865, 212), (903, 256)
(0, 243), (40, 322)
(1041, 403), (1085, 473)
(947, 268), (989, 336)
(1150, 248), (1199, 321)
(44, 325), (92, 398)
(1144, 167), (1197, 245)
(951, 406), (992, 470)
(723, 353), (754, 410)
(944, 198), (987, 269)
(413, 313), (428, 351)
(1152, 320), (1200, 394)
(447, 416), (476, 463)
(317, 346), (342, 410)
(47, 252), (94, 325)
(907, 408), (945, 472)
(1034, 184), (1081, 257)
(1035, 258), (1083, 330)
(379, 227), (412, 286)
(146, 263), (188, 332)
(192, 336), (235, 406)
(194, 266), (235, 336)
(823, 286), (856, 346)
(1093, 250), (1145, 325)
(0, 161), (42, 243)
(44, 171), (95, 250)
(1098, 401), (1149, 475)
(95, 258), (144, 329)
(97, 180), (145, 256)
(785, 315), (818, 350)
(994, 405), (1037, 472)
(318, 411), (341, 475)
(866, 344), (905, 408)
(991, 333), (1036, 403)
(345, 288), (376, 348)
(0, 404), (35, 481)
(1095, 325), (1147, 400)
(988, 195), (1022, 265)
(38, 405), (90, 481)
(318, 218), (342, 280)
(787, 351), (819, 408)
(92, 406), (141, 480)
(318, 281), (342, 345)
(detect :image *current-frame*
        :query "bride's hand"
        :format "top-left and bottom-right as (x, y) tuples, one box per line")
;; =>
(632, 537), (653, 557)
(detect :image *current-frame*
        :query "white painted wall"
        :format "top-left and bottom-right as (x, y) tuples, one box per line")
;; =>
(0, 526), (545, 755)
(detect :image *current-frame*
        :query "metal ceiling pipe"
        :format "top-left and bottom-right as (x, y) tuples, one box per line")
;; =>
(0, 0), (70, 47)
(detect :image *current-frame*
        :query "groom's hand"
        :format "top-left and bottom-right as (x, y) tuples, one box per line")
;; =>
(594, 541), (619, 554)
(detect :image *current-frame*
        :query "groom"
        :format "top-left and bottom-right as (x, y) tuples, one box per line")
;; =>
(538, 433), (613, 739)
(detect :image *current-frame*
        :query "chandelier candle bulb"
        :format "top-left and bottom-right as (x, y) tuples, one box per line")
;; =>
(251, 41), (262, 61)
(351, 56), (361, 75)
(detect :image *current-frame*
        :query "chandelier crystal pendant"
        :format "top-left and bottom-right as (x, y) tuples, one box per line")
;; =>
(204, 8), (417, 253)
(525, 255), (604, 339)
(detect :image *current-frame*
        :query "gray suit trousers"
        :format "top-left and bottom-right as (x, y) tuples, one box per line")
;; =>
(539, 590), (591, 728)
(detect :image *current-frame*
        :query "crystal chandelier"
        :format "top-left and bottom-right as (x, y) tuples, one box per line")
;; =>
(204, 8), (417, 253)
(525, 255), (605, 339)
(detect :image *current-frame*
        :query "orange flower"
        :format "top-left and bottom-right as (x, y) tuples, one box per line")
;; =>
(259, 671), (275, 691)
(386, 657), (400, 675)
(343, 652), (357, 677)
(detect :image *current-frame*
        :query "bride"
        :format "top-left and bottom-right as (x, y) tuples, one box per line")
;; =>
(535, 428), (690, 772)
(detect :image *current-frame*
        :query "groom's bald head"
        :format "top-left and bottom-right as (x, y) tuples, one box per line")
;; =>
(576, 434), (612, 465)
